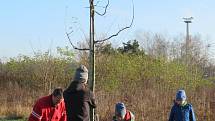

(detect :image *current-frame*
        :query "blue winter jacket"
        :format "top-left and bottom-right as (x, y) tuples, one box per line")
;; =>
(168, 102), (196, 121)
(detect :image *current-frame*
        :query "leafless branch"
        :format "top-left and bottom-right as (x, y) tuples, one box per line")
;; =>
(64, 12), (88, 50)
(95, 0), (134, 43)
(94, 0), (101, 6)
(66, 32), (90, 51)
(95, 0), (109, 16)
(29, 40), (37, 55)
(70, 20), (88, 44)
(67, 30), (73, 35)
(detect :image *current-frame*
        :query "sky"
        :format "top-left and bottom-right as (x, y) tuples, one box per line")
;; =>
(0, 0), (215, 60)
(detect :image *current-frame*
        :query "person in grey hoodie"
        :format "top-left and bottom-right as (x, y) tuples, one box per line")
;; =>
(63, 65), (96, 121)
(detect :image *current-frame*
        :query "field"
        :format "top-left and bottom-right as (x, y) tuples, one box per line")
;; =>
(1, 39), (215, 120)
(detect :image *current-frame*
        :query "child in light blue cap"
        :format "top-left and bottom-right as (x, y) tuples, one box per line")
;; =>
(113, 102), (135, 121)
(168, 89), (196, 121)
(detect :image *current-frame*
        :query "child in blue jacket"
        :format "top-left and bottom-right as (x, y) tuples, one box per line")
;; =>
(168, 90), (196, 121)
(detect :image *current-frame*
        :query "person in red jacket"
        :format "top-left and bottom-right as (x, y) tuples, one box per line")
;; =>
(28, 88), (67, 121)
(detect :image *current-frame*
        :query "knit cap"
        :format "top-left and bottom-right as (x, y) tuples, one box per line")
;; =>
(73, 65), (88, 83)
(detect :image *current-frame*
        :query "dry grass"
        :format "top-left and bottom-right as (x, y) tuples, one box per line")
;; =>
(0, 104), (31, 119)
(0, 86), (214, 121)
(96, 88), (215, 121)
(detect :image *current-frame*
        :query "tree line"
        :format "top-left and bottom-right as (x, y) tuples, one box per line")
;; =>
(0, 33), (215, 120)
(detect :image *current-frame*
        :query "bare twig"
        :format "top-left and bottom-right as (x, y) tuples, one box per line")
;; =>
(70, 20), (88, 44)
(64, 10), (89, 50)
(95, 0), (109, 16)
(67, 30), (74, 35)
(66, 32), (90, 51)
(29, 40), (37, 55)
(94, 0), (101, 6)
(95, 0), (134, 43)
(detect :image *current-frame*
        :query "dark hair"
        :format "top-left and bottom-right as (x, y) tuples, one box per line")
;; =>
(52, 88), (63, 97)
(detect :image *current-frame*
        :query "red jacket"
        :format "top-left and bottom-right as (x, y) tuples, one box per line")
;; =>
(28, 95), (66, 121)
(112, 110), (135, 121)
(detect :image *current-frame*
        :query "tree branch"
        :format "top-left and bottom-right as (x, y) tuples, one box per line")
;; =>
(95, 0), (134, 43)
(95, 0), (109, 16)
(66, 32), (90, 51)
(94, 0), (101, 6)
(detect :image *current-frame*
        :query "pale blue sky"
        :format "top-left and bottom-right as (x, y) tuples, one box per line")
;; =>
(0, 0), (215, 59)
